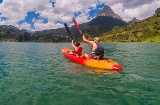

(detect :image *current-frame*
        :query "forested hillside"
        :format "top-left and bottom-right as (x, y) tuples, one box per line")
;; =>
(0, 25), (23, 42)
(100, 7), (160, 42)
(0, 5), (127, 42)
(0, 15), (127, 42)
(0, 25), (71, 42)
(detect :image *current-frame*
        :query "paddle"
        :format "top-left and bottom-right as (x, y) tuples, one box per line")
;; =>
(64, 23), (73, 39)
(72, 17), (91, 49)
(72, 17), (83, 35)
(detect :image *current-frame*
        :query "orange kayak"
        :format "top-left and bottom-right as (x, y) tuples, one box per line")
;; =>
(62, 47), (122, 70)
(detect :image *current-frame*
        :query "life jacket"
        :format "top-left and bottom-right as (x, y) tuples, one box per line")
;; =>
(92, 42), (104, 56)
(73, 46), (82, 55)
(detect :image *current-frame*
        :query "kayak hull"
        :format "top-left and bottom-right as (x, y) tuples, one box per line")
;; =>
(62, 47), (122, 70)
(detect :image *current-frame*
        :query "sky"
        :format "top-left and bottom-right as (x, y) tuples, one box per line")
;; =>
(0, 0), (160, 31)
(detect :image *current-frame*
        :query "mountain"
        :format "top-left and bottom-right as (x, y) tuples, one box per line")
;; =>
(77, 16), (127, 36)
(0, 25), (69, 42)
(127, 17), (140, 24)
(0, 5), (127, 42)
(98, 5), (123, 21)
(0, 25), (23, 42)
(71, 5), (127, 37)
(32, 5), (127, 39)
(100, 7), (160, 42)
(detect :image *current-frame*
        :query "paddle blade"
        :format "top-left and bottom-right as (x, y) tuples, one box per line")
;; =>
(64, 23), (73, 39)
(64, 23), (71, 35)
(72, 17), (80, 30)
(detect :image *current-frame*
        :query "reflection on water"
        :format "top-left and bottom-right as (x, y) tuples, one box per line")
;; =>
(63, 59), (121, 76)
(75, 68), (121, 76)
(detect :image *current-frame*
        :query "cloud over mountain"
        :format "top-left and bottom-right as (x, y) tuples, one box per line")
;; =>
(0, 0), (160, 30)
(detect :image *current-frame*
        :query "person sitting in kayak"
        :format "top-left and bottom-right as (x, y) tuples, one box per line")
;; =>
(67, 39), (83, 57)
(81, 35), (104, 59)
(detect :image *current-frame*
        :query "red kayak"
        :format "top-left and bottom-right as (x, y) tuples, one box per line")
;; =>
(62, 47), (122, 70)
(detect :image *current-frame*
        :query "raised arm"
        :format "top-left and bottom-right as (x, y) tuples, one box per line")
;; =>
(71, 39), (76, 48)
(82, 35), (95, 45)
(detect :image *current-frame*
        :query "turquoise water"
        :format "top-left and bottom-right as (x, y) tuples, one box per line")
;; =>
(0, 42), (160, 105)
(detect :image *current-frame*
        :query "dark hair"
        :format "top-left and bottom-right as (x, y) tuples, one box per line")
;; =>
(75, 42), (80, 47)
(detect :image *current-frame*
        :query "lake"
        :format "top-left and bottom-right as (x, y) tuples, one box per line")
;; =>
(0, 42), (160, 105)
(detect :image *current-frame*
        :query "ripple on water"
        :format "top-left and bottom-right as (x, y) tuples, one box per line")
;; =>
(0, 42), (160, 105)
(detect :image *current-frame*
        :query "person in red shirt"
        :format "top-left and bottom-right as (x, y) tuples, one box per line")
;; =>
(68, 39), (83, 57)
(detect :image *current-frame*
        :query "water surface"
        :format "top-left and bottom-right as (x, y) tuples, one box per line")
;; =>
(0, 42), (160, 105)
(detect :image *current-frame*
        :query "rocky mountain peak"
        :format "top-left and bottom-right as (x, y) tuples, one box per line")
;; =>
(127, 17), (140, 23)
(132, 17), (139, 22)
(98, 5), (123, 21)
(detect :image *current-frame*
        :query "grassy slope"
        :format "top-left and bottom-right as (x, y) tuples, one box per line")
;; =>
(144, 35), (160, 42)
(100, 13), (160, 42)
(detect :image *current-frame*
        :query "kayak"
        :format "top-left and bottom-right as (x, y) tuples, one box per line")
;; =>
(62, 47), (122, 70)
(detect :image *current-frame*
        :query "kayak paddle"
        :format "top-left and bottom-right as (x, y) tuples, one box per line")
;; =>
(64, 23), (73, 39)
(72, 17), (91, 49)
(72, 17), (83, 35)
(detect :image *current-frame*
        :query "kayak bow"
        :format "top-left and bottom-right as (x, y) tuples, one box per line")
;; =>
(62, 47), (122, 70)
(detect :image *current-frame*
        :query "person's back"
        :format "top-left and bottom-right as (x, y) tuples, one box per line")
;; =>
(94, 42), (104, 56)
(82, 35), (104, 59)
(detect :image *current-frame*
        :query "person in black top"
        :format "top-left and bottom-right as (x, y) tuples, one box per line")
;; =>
(82, 35), (104, 59)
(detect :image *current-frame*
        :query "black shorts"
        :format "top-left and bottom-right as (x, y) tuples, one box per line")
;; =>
(91, 53), (96, 57)
(91, 53), (104, 59)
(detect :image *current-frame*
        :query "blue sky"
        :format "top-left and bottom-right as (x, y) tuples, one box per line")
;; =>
(0, 0), (160, 31)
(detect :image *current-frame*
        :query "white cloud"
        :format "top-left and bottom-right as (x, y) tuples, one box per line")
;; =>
(111, 3), (132, 21)
(0, 0), (54, 30)
(0, 0), (34, 21)
(0, 0), (160, 30)
(19, 22), (31, 30)
(111, 0), (160, 21)
(0, 0), (99, 30)
(33, 0), (98, 30)
(34, 19), (63, 30)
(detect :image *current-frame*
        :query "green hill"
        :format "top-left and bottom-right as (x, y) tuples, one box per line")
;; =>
(0, 25), (70, 42)
(100, 7), (160, 42)
(0, 16), (127, 42)
(0, 25), (23, 42)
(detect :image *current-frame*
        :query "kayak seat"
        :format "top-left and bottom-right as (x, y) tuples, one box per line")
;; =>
(93, 54), (104, 60)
